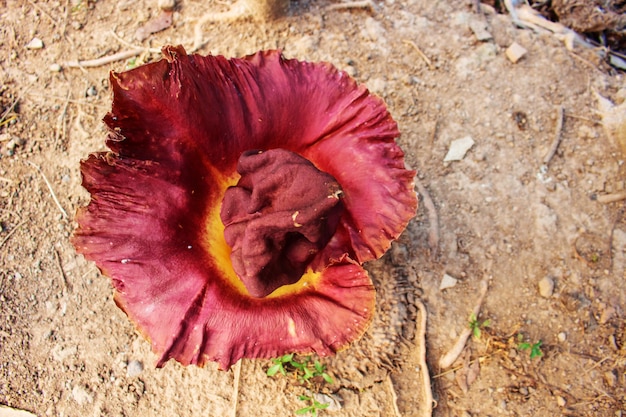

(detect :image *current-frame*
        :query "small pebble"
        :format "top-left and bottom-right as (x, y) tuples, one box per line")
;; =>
(444, 136), (475, 162)
(26, 37), (44, 50)
(506, 42), (527, 64)
(440, 273), (458, 290)
(158, 0), (176, 10)
(538, 276), (554, 298)
(557, 332), (567, 342)
(126, 360), (144, 377)
(86, 86), (97, 97)
(556, 396), (566, 407)
(49, 63), (62, 72)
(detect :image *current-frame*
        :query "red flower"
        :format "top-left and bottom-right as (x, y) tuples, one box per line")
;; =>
(73, 46), (416, 370)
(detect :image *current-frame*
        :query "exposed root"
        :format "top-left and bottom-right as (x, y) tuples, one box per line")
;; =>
(385, 375), (402, 417)
(438, 280), (489, 369)
(415, 300), (434, 417)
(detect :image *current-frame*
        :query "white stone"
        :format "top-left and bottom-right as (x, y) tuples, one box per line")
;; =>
(440, 273), (458, 290)
(25, 37), (44, 50)
(444, 136), (475, 162)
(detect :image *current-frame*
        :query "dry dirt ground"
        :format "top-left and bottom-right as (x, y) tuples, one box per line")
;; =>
(1, 0), (625, 416)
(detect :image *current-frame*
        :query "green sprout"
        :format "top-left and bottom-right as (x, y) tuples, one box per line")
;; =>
(125, 57), (138, 70)
(517, 335), (543, 359)
(266, 353), (294, 377)
(296, 395), (329, 416)
(267, 355), (334, 386)
(468, 313), (491, 339)
(267, 354), (335, 416)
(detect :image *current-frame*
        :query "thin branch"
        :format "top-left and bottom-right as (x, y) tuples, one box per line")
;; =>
(415, 178), (439, 261)
(191, 1), (252, 53)
(403, 40), (434, 70)
(596, 191), (626, 204)
(325, 0), (375, 12)
(0, 80), (36, 124)
(0, 221), (26, 250)
(26, 161), (68, 219)
(543, 105), (565, 166)
(384, 375), (402, 417)
(54, 248), (71, 291)
(64, 49), (151, 68)
(55, 90), (71, 144)
(231, 359), (242, 417)
(439, 280), (489, 369)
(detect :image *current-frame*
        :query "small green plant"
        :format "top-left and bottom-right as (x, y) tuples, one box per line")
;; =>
(468, 313), (491, 339)
(267, 354), (334, 416)
(517, 335), (543, 359)
(267, 354), (333, 386)
(296, 395), (329, 416)
(266, 353), (295, 377)
(125, 57), (138, 70)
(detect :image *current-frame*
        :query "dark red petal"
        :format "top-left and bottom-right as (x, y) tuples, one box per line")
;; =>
(154, 258), (374, 370)
(73, 46), (413, 369)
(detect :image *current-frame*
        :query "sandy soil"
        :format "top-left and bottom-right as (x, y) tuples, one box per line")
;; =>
(1, 0), (625, 416)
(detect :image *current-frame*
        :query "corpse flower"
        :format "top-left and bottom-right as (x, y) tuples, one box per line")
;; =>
(72, 45), (417, 370)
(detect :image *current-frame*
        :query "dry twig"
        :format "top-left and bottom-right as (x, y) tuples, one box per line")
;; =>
(231, 359), (242, 417)
(326, 0), (375, 12)
(65, 49), (152, 68)
(55, 90), (71, 144)
(403, 40), (434, 70)
(26, 161), (68, 219)
(192, 1), (252, 52)
(543, 105), (565, 166)
(439, 280), (489, 369)
(0, 221), (26, 250)
(415, 178), (439, 261)
(385, 375), (402, 417)
(54, 248), (71, 291)
(596, 191), (626, 204)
